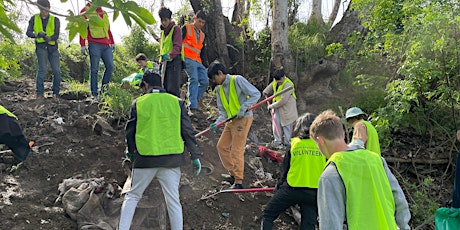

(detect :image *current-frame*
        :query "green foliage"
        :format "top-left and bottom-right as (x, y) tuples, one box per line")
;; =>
(66, 0), (156, 41)
(404, 177), (439, 228)
(0, 0), (21, 44)
(122, 25), (158, 58)
(66, 80), (91, 95)
(342, 0), (460, 140)
(326, 43), (346, 58)
(288, 21), (329, 64)
(251, 27), (271, 73)
(0, 39), (36, 78)
(111, 48), (139, 83)
(98, 83), (134, 123)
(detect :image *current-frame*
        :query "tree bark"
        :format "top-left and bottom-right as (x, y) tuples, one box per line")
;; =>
(311, 0), (322, 21)
(231, 0), (244, 39)
(328, 0), (342, 24)
(210, 0), (231, 67)
(189, 0), (203, 14)
(271, 0), (295, 78)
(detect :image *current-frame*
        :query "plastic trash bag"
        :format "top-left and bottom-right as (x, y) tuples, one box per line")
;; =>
(435, 207), (460, 230)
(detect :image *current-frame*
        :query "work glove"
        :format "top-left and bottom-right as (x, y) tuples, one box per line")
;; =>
(209, 123), (218, 132)
(236, 109), (246, 119)
(191, 158), (201, 176)
(81, 46), (89, 56)
(36, 32), (46, 38)
(161, 54), (170, 61)
(268, 104), (274, 110)
(44, 36), (51, 42)
(109, 44), (116, 53)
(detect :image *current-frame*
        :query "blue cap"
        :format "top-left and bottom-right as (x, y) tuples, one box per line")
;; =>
(345, 107), (367, 119)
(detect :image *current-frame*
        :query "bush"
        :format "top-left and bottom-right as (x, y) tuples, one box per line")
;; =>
(98, 83), (137, 125)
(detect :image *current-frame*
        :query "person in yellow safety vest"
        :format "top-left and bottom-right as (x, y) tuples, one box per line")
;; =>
(135, 53), (155, 74)
(207, 61), (261, 189)
(0, 105), (31, 173)
(263, 68), (298, 149)
(182, 11), (209, 112)
(159, 7), (183, 98)
(310, 110), (411, 230)
(79, 2), (115, 99)
(25, 0), (61, 99)
(119, 72), (202, 230)
(262, 113), (326, 230)
(345, 107), (381, 154)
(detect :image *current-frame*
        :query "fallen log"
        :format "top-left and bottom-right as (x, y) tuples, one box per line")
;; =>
(385, 157), (449, 165)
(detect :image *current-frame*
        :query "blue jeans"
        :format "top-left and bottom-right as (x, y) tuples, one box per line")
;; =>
(35, 46), (61, 95)
(184, 58), (209, 109)
(88, 43), (114, 96)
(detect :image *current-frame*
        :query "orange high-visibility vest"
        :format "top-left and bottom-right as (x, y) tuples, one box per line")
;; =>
(182, 24), (204, 63)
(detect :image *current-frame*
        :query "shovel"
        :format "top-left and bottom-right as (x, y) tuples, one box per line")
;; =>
(160, 60), (167, 88)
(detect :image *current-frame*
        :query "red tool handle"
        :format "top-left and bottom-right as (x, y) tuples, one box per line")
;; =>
(222, 187), (275, 193)
(195, 86), (293, 137)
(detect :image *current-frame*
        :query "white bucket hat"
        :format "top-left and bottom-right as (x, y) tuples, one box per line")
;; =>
(345, 107), (367, 119)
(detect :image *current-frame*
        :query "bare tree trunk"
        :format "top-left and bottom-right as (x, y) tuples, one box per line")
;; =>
(189, 0), (203, 14)
(231, 0), (244, 37)
(211, 0), (231, 67)
(328, 0), (342, 24)
(271, 0), (295, 77)
(310, 0), (323, 22)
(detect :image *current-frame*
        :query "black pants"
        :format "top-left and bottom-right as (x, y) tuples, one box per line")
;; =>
(262, 184), (318, 230)
(0, 134), (30, 164)
(164, 56), (182, 98)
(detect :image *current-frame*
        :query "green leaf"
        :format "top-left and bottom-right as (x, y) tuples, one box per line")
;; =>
(131, 7), (155, 25)
(0, 26), (15, 44)
(128, 12), (146, 30)
(121, 12), (132, 27)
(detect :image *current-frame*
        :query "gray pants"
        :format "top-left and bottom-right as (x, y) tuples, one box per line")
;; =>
(273, 109), (293, 146)
(118, 167), (183, 230)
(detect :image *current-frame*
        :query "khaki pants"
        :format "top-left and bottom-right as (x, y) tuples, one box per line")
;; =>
(217, 116), (253, 184)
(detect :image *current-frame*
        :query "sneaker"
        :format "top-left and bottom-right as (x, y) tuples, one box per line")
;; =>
(268, 141), (283, 150)
(230, 183), (244, 189)
(221, 174), (235, 185)
(36, 94), (45, 99)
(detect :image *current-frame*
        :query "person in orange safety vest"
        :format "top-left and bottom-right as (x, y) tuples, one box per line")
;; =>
(181, 11), (209, 113)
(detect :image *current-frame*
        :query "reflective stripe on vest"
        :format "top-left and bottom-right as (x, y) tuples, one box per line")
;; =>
(183, 24), (204, 63)
(327, 149), (397, 229)
(160, 25), (184, 62)
(135, 92), (184, 156)
(87, 7), (110, 39)
(362, 120), (381, 155)
(34, 14), (55, 45)
(287, 138), (326, 188)
(272, 78), (296, 102)
(0, 105), (18, 120)
(219, 75), (241, 118)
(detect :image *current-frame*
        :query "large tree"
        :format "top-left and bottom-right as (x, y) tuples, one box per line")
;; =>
(271, 0), (295, 77)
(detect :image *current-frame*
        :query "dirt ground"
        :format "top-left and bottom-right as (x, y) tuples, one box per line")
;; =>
(0, 79), (297, 229)
(0, 78), (456, 230)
